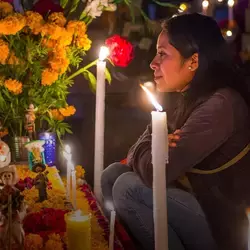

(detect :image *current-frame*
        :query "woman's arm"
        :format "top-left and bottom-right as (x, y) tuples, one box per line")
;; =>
(132, 92), (234, 187)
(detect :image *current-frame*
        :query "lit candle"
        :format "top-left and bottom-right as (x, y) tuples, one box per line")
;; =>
(109, 210), (116, 250)
(141, 84), (168, 250)
(65, 210), (91, 250)
(63, 145), (72, 200)
(202, 0), (209, 15)
(71, 168), (77, 209)
(94, 46), (109, 202)
(228, 0), (234, 27)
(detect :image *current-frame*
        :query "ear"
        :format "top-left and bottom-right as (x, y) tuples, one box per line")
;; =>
(190, 53), (199, 71)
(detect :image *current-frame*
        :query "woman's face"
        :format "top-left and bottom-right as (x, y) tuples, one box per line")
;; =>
(150, 31), (197, 92)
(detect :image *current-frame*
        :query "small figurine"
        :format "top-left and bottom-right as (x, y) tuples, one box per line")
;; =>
(0, 165), (26, 250)
(25, 104), (38, 140)
(0, 140), (11, 189)
(33, 163), (49, 202)
(25, 140), (46, 171)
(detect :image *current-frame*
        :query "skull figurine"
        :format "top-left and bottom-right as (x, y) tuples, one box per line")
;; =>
(0, 140), (10, 169)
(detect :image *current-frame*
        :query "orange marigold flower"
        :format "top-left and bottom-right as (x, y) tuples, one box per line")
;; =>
(41, 68), (58, 86)
(0, 128), (8, 138)
(45, 234), (63, 250)
(40, 23), (64, 40)
(59, 105), (76, 117)
(58, 30), (72, 47)
(50, 109), (64, 121)
(75, 34), (92, 51)
(25, 11), (44, 35)
(7, 52), (19, 65)
(66, 20), (86, 35)
(0, 1), (13, 17)
(48, 48), (69, 74)
(48, 12), (66, 27)
(0, 38), (9, 64)
(24, 234), (43, 250)
(4, 78), (22, 95)
(0, 13), (26, 35)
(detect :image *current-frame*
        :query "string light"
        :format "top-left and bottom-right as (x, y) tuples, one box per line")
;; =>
(178, 3), (188, 12)
(227, 0), (234, 7)
(226, 30), (233, 37)
(202, 0), (209, 8)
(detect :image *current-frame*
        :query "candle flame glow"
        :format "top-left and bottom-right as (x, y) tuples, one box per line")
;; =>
(227, 0), (234, 7)
(140, 84), (163, 112)
(99, 46), (109, 61)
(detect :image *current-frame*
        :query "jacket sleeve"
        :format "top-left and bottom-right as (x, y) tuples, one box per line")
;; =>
(131, 93), (234, 188)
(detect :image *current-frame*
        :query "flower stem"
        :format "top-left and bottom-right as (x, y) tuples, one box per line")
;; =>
(66, 59), (98, 81)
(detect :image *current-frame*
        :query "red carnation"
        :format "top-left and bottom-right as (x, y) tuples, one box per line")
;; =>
(33, 0), (63, 16)
(105, 35), (134, 67)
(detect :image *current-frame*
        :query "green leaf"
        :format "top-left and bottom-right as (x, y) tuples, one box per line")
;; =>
(105, 68), (112, 84)
(152, 0), (178, 8)
(60, 0), (69, 8)
(83, 70), (97, 92)
(79, 11), (87, 20)
(69, 0), (80, 13)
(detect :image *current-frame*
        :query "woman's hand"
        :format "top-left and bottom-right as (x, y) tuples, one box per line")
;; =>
(168, 129), (181, 147)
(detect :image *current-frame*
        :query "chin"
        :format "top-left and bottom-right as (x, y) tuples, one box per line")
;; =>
(156, 82), (175, 93)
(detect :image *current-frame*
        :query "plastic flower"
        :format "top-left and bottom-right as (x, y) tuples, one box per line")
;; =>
(105, 34), (134, 67)
(48, 12), (66, 27)
(4, 79), (22, 94)
(0, 38), (9, 64)
(41, 68), (58, 86)
(49, 109), (64, 121)
(59, 105), (76, 117)
(66, 20), (86, 35)
(0, 1), (13, 16)
(75, 34), (92, 51)
(45, 234), (63, 250)
(0, 13), (26, 35)
(25, 11), (44, 34)
(24, 234), (43, 250)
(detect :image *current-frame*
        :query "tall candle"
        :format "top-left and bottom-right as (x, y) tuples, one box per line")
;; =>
(228, 0), (234, 27)
(63, 145), (72, 200)
(72, 168), (77, 209)
(202, 0), (209, 15)
(141, 84), (168, 250)
(152, 111), (168, 250)
(109, 210), (116, 250)
(65, 210), (91, 250)
(94, 46), (109, 202)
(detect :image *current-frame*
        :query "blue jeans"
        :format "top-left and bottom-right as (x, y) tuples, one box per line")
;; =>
(101, 162), (218, 250)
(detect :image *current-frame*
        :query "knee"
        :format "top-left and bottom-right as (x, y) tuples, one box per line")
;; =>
(112, 172), (140, 208)
(101, 162), (125, 184)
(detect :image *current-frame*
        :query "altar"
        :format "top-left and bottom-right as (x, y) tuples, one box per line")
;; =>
(12, 164), (135, 250)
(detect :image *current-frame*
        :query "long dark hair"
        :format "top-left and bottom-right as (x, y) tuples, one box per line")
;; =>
(162, 13), (250, 129)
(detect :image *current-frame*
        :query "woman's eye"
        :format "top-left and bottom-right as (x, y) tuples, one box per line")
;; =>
(157, 51), (166, 57)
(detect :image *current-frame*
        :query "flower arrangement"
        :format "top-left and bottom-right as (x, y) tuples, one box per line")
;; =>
(0, 0), (134, 142)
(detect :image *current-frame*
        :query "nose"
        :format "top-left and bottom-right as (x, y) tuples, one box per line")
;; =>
(150, 56), (158, 71)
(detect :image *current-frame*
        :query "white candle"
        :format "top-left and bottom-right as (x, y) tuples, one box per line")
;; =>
(228, 0), (234, 25)
(94, 46), (109, 202)
(202, 0), (209, 15)
(141, 84), (168, 250)
(152, 111), (168, 250)
(72, 168), (77, 209)
(109, 210), (116, 250)
(63, 145), (72, 200)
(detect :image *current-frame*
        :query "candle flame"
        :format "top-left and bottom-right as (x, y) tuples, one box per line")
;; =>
(99, 46), (109, 61)
(140, 84), (163, 112)
(227, 0), (234, 7)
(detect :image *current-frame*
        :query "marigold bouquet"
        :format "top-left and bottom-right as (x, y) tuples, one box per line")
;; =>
(0, 0), (134, 142)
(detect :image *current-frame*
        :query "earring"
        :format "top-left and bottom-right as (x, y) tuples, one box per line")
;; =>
(188, 66), (192, 70)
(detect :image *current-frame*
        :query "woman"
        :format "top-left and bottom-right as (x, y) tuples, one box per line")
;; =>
(101, 13), (250, 250)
